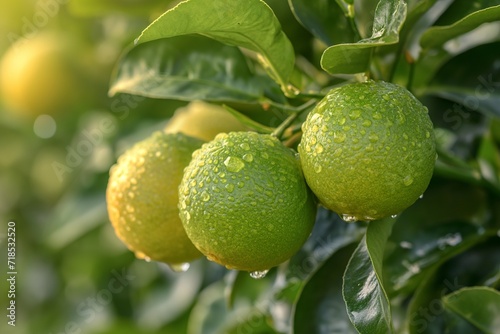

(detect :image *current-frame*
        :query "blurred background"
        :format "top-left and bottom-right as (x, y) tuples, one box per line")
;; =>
(0, 1), (233, 333)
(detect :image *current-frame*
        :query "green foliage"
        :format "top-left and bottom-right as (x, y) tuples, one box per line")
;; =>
(3, 0), (500, 333)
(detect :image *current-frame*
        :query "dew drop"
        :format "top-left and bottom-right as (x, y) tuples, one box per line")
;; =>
(201, 191), (211, 202)
(333, 132), (346, 143)
(333, 148), (343, 157)
(349, 109), (361, 120)
(391, 214), (398, 219)
(314, 163), (322, 173)
(224, 156), (245, 172)
(362, 119), (372, 127)
(338, 117), (346, 125)
(419, 194), (424, 199)
(341, 214), (357, 222)
(315, 144), (324, 154)
(126, 204), (134, 213)
(225, 184), (235, 193)
(240, 143), (250, 150)
(311, 125), (319, 133)
(237, 181), (245, 188)
(369, 133), (379, 143)
(425, 131), (431, 139)
(310, 136), (317, 145)
(373, 112), (383, 120)
(382, 94), (390, 101)
(403, 175), (414, 186)
(250, 269), (269, 279)
(169, 262), (190, 273)
(261, 152), (269, 159)
(400, 241), (413, 249)
(243, 153), (253, 162)
(305, 144), (311, 153)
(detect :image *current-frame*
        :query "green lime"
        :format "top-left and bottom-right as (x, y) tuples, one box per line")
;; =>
(299, 81), (436, 221)
(178, 132), (317, 272)
(106, 132), (204, 266)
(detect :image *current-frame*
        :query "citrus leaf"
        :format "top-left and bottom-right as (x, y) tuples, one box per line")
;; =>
(135, 0), (295, 94)
(288, 0), (356, 45)
(320, 0), (407, 75)
(68, 0), (169, 17)
(222, 106), (274, 134)
(293, 244), (359, 334)
(385, 222), (488, 297)
(109, 35), (276, 103)
(443, 287), (500, 333)
(420, 5), (500, 50)
(343, 217), (396, 334)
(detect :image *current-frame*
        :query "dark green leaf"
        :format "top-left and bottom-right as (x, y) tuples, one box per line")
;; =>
(288, 0), (356, 45)
(422, 42), (500, 118)
(135, 0), (295, 94)
(443, 287), (500, 333)
(343, 217), (396, 334)
(293, 244), (358, 334)
(109, 36), (277, 103)
(385, 222), (488, 297)
(421, 5), (500, 50)
(433, 0), (500, 26)
(321, 0), (407, 74)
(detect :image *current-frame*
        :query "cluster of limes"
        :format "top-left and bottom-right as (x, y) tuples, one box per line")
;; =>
(106, 82), (436, 274)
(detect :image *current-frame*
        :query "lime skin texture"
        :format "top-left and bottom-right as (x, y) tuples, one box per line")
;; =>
(299, 81), (436, 221)
(178, 131), (317, 272)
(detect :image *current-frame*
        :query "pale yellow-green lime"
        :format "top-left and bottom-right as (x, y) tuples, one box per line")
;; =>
(0, 32), (84, 118)
(165, 101), (247, 141)
(106, 132), (204, 265)
(178, 132), (317, 272)
(299, 81), (436, 221)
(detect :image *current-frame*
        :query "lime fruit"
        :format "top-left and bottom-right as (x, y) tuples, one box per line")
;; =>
(178, 132), (317, 272)
(0, 32), (84, 118)
(299, 81), (436, 221)
(106, 132), (204, 266)
(165, 101), (247, 141)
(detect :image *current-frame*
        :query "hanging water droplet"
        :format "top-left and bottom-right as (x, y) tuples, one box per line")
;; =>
(419, 194), (424, 199)
(341, 214), (357, 222)
(224, 156), (245, 172)
(391, 214), (398, 219)
(169, 262), (190, 273)
(250, 269), (269, 279)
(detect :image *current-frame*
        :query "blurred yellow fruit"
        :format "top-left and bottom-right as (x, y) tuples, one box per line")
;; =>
(107, 132), (204, 266)
(165, 101), (247, 141)
(0, 32), (83, 117)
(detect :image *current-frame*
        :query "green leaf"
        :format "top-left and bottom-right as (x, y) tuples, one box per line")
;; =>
(109, 35), (277, 103)
(443, 287), (500, 333)
(293, 244), (359, 334)
(421, 5), (500, 50)
(321, 0), (407, 75)
(135, 0), (295, 94)
(288, 0), (356, 45)
(223, 106), (274, 134)
(422, 42), (500, 118)
(385, 222), (488, 297)
(343, 217), (396, 334)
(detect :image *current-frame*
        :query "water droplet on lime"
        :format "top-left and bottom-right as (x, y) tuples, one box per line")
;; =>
(341, 214), (357, 222)
(224, 156), (245, 172)
(225, 184), (235, 193)
(403, 175), (414, 186)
